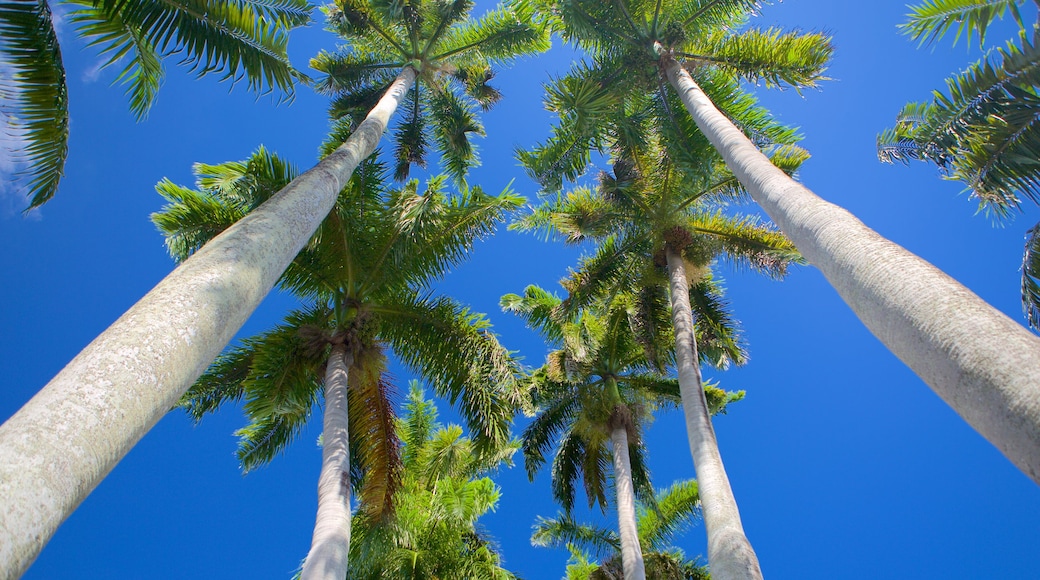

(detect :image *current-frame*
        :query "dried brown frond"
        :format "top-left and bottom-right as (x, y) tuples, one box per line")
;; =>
(347, 344), (402, 520)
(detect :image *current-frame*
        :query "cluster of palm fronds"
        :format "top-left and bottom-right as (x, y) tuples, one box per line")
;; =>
(878, 0), (1040, 329)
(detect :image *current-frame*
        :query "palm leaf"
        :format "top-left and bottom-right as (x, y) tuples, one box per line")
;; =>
(532, 514), (620, 556)
(1023, 221), (1040, 328)
(69, 0), (309, 119)
(0, 0), (69, 209)
(902, 0), (1025, 46)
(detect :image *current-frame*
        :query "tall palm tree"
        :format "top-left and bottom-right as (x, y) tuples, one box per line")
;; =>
(505, 285), (742, 580)
(517, 109), (799, 577)
(878, 0), (1040, 330)
(534, 0), (1040, 489)
(152, 147), (522, 579)
(0, 2), (547, 572)
(345, 382), (519, 579)
(0, 0), (311, 209)
(534, 479), (711, 580)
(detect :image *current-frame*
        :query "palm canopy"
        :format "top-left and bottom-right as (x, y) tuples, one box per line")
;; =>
(518, 58), (809, 194)
(152, 146), (524, 507)
(503, 285), (742, 512)
(877, 0), (1040, 329)
(310, 0), (549, 181)
(515, 0), (829, 164)
(0, 0), (310, 209)
(534, 479), (710, 580)
(346, 383), (519, 580)
(516, 116), (802, 368)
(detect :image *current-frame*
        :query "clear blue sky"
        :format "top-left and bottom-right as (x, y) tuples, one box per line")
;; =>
(2, 1), (1039, 578)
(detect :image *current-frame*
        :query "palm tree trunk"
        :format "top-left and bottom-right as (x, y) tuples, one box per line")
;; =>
(666, 246), (763, 580)
(301, 344), (354, 580)
(0, 67), (417, 578)
(610, 424), (647, 580)
(663, 57), (1040, 485)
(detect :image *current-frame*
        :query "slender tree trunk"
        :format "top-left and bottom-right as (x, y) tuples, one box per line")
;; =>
(0, 67), (417, 578)
(610, 424), (647, 580)
(666, 247), (762, 580)
(663, 57), (1040, 485)
(301, 344), (354, 580)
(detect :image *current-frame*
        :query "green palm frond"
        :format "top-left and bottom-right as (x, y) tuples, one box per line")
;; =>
(689, 274), (745, 367)
(501, 285), (566, 342)
(429, 84), (485, 182)
(521, 383), (583, 477)
(1023, 221), (1040, 328)
(235, 306), (329, 470)
(680, 27), (832, 89)
(551, 430), (587, 511)
(400, 380), (439, 464)
(637, 479), (699, 550)
(316, 0), (548, 181)
(686, 210), (802, 278)
(0, 0), (69, 209)
(179, 344), (253, 420)
(377, 291), (520, 454)
(879, 30), (1040, 214)
(349, 386), (518, 579)
(362, 177), (522, 291)
(152, 146), (297, 260)
(68, 0), (310, 119)
(902, 0), (1026, 46)
(540, 477), (711, 579)
(532, 514), (621, 556)
(431, 1), (551, 61)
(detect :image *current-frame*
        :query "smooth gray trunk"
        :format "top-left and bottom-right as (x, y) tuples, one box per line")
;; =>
(0, 67), (417, 578)
(610, 425), (646, 580)
(664, 58), (1040, 485)
(301, 345), (353, 580)
(666, 247), (763, 580)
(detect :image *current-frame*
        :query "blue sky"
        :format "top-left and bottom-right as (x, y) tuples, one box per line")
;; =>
(3, 0), (1040, 578)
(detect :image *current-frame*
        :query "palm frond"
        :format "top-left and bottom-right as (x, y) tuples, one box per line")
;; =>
(682, 27), (833, 89)
(0, 0), (69, 209)
(428, 84), (484, 182)
(531, 514), (620, 556)
(637, 479), (700, 550)
(879, 31), (1040, 213)
(902, 0), (1025, 46)
(521, 385), (582, 478)
(1023, 221), (1040, 329)
(69, 0), (309, 119)
(501, 284), (565, 343)
(348, 345), (402, 518)
(377, 291), (520, 454)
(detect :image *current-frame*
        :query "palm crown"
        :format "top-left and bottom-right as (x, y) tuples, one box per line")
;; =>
(516, 118), (802, 368)
(503, 286), (742, 512)
(311, 0), (549, 181)
(153, 147), (524, 512)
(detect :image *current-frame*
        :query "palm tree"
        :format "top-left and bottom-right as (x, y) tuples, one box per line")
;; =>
(533, 0), (1040, 489)
(345, 382), (519, 579)
(0, 2), (547, 572)
(517, 108), (799, 577)
(0, 0), (311, 209)
(878, 0), (1040, 330)
(505, 285), (742, 580)
(147, 147), (521, 579)
(534, 479), (711, 580)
